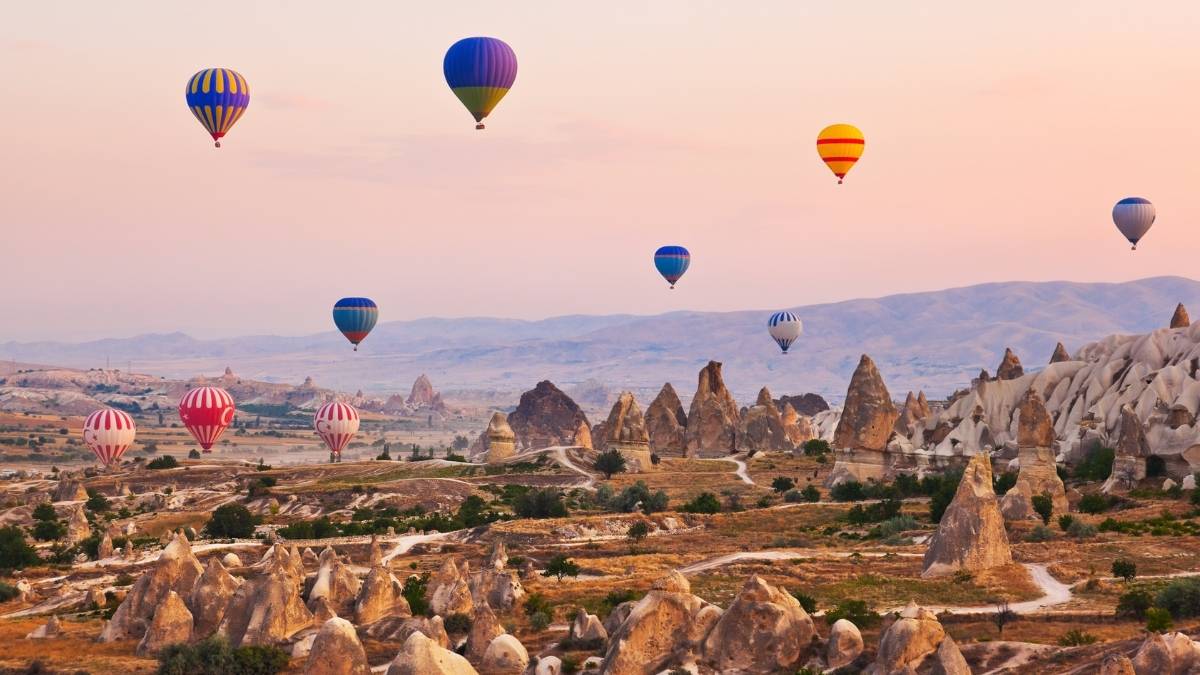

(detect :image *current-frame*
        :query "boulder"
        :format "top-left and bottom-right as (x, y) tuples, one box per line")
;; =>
(1001, 388), (1069, 521)
(533, 656), (563, 675)
(16, 579), (33, 602)
(738, 387), (792, 453)
(136, 590), (192, 656)
(1049, 342), (1071, 363)
(686, 361), (741, 456)
(701, 575), (814, 673)
(826, 618), (864, 669)
(303, 617), (372, 675)
(222, 553), (242, 568)
(506, 381), (589, 450)
(996, 347), (1024, 380)
(570, 607), (607, 642)
(480, 634), (529, 675)
(1099, 654), (1136, 674)
(870, 602), (947, 674)
(386, 631), (479, 675)
(465, 602), (505, 663)
(929, 635), (970, 675)
(1104, 405), (1150, 493)
(189, 557), (240, 638)
(599, 392), (654, 471)
(65, 505), (91, 544)
(25, 615), (61, 639)
(1164, 478), (1179, 491)
(429, 558), (474, 616)
(99, 533), (204, 642)
(1172, 303), (1191, 329)
(923, 452), (1012, 577)
(355, 565), (411, 625)
(600, 571), (722, 675)
(1184, 474), (1197, 491)
(1132, 631), (1200, 675)
(645, 383), (688, 457)
(366, 614), (450, 647)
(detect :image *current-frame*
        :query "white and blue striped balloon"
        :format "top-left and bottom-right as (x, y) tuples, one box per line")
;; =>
(1112, 197), (1155, 250)
(768, 311), (803, 354)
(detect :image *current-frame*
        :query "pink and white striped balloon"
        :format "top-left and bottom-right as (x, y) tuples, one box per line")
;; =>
(83, 408), (136, 467)
(314, 401), (360, 456)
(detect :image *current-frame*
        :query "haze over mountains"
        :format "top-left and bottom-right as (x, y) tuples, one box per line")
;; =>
(4, 277), (1199, 403)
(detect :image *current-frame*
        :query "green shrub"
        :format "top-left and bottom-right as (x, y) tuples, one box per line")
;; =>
(147, 455), (180, 470)
(1078, 493), (1112, 514)
(873, 515), (919, 540)
(205, 504), (256, 538)
(1031, 493), (1054, 525)
(1116, 589), (1153, 619)
(825, 599), (879, 627)
(1057, 514), (1075, 531)
(1067, 520), (1097, 539)
(31, 503), (57, 522)
(32, 519), (66, 541)
(443, 613), (471, 633)
(514, 489), (569, 519)
(1111, 560), (1137, 581)
(1025, 525), (1055, 542)
(608, 481), (668, 514)
(188, 449), (202, 459)
(156, 635), (289, 675)
(993, 471), (1017, 495)
(0, 526), (38, 571)
(830, 481), (868, 502)
(402, 573), (430, 616)
(1074, 447), (1115, 481)
(544, 554), (580, 581)
(0, 581), (19, 602)
(789, 589), (818, 614)
(847, 499), (902, 525)
(524, 592), (552, 617)
(1058, 629), (1098, 646)
(681, 492), (722, 514)
(771, 476), (796, 494)
(802, 439), (830, 457)
(1147, 607), (1174, 632)
(530, 610), (551, 631)
(593, 450), (628, 479)
(1156, 577), (1200, 618)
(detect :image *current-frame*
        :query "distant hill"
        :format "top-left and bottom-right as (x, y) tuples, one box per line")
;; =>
(5, 277), (1200, 403)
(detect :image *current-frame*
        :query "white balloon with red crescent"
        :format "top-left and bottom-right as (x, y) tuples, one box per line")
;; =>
(178, 386), (236, 452)
(314, 401), (360, 456)
(83, 408), (136, 467)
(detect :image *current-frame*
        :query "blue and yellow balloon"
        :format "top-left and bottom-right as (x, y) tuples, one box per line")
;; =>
(444, 37), (518, 130)
(185, 68), (250, 148)
(333, 298), (378, 351)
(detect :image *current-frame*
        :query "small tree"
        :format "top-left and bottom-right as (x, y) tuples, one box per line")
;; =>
(1031, 493), (1054, 525)
(771, 476), (796, 494)
(402, 573), (431, 616)
(452, 435), (470, 451)
(801, 484), (821, 502)
(594, 450), (627, 480)
(31, 503), (58, 522)
(681, 492), (722, 514)
(1146, 607), (1173, 632)
(0, 526), (38, 571)
(993, 601), (1016, 637)
(206, 503), (256, 538)
(627, 521), (651, 552)
(1112, 559), (1137, 582)
(187, 449), (201, 459)
(543, 554), (581, 582)
(85, 490), (110, 513)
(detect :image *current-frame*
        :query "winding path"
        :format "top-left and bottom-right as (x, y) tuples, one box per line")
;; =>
(696, 456), (755, 486)
(550, 446), (596, 490)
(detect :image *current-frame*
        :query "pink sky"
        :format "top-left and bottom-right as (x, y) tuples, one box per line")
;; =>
(2, 1), (1198, 341)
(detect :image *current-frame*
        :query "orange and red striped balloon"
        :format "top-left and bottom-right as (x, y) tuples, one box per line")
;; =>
(816, 124), (865, 184)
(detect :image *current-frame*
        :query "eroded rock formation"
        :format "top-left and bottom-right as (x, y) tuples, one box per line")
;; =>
(738, 388), (792, 453)
(600, 571), (721, 675)
(136, 590), (192, 656)
(701, 575), (814, 673)
(686, 361), (740, 456)
(830, 355), (898, 483)
(189, 557), (240, 638)
(645, 383), (688, 457)
(304, 617), (372, 675)
(100, 533), (203, 643)
(1049, 342), (1071, 363)
(386, 631), (479, 675)
(599, 392), (654, 471)
(922, 452), (1012, 578)
(995, 347), (1024, 380)
(507, 381), (589, 450)
(1104, 405), (1151, 493)
(869, 602), (966, 674)
(1172, 303), (1192, 329)
(1000, 388), (1069, 520)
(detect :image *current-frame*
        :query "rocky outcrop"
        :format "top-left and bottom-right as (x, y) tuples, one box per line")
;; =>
(97, 533), (114, 559)
(922, 452), (1012, 577)
(355, 565), (411, 625)
(686, 361), (740, 456)
(473, 412), (516, 463)
(65, 505), (91, 544)
(309, 547), (361, 616)
(469, 565), (525, 613)
(506, 381), (589, 450)
(386, 631), (479, 675)
(776, 393), (830, 416)
(1172, 303), (1191, 329)
(826, 618), (864, 670)
(481, 634), (529, 675)
(645, 383), (688, 457)
(1049, 342), (1071, 363)
(600, 571), (722, 675)
(598, 392), (654, 471)
(189, 557), (240, 638)
(429, 558), (474, 617)
(781, 403), (815, 448)
(1001, 388), (1069, 521)
(367, 615), (450, 647)
(869, 602), (965, 674)
(136, 590), (192, 656)
(1099, 654), (1136, 675)
(218, 545), (313, 646)
(466, 602), (505, 663)
(407, 374), (445, 411)
(830, 355), (898, 484)
(573, 420), (593, 450)
(701, 575), (814, 673)
(738, 388), (792, 453)
(1104, 405), (1151, 493)
(996, 347), (1024, 380)
(53, 478), (88, 502)
(1132, 631), (1200, 674)
(570, 608), (607, 642)
(894, 391), (932, 436)
(25, 615), (61, 639)
(100, 533), (204, 643)
(304, 617), (372, 675)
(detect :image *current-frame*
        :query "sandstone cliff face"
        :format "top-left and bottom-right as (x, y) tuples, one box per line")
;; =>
(136, 590), (192, 656)
(572, 420), (593, 450)
(355, 565), (411, 625)
(922, 452), (1012, 578)
(738, 387), (792, 453)
(645, 383), (688, 457)
(1001, 388), (1069, 520)
(218, 546), (313, 646)
(894, 391), (932, 436)
(507, 381), (589, 450)
(995, 347), (1024, 380)
(189, 557), (240, 638)
(780, 403), (815, 448)
(686, 361), (740, 456)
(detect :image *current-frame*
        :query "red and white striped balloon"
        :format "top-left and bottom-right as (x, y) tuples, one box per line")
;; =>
(83, 408), (136, 467)
(178, 386), (236, 452)
(314, 401), (360, 456)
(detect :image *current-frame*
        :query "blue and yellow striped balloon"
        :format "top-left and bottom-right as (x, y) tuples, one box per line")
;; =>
(443, 37), (518, 130)
(332, 297), (378, 351)
(185, 68), (250, 148)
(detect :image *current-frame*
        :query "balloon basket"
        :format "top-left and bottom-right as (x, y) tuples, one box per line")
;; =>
(214, 141), (221, 148)
(475, 123), (485, 130)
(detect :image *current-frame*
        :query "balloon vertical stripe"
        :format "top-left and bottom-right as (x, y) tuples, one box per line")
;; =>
(768, 311), (803, 354)
(179, 386), (236, 451)
(315, 401), (360, 455)
(444, 37), (518, 128)
(83, 408), (136, 467)
(185, 68), (250, 146)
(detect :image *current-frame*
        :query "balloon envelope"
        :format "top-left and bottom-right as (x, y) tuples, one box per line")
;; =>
(83, 408), (136, 466)
(443, 37), (518, 128)
(1112, 197), (1156, 250)
(654, 246), (691, 288)
(314, 401), (360, 455)
(816, 124), (865, 184)
(179, 386), (235, 451)
(768, 311), (803, 353)
(333, 298), (379, 350)
(185, 68), (250, 147)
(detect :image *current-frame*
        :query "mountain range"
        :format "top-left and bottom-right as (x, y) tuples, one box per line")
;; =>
(4, 276), (1199, 404)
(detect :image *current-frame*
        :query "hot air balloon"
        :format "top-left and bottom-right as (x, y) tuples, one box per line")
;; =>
(332, 298), (378, 351)
(185, 68), (250, 148)
(654, 246), (691, 289)
(1112, 197), (1156, 250)
(314, 401), (360, 461)
(443, 37), (518, 130)
(178, 386), (235, 452)
(768, 311), (803, 354)
(816, 124), (865, 184)
(83, 408), (136, 467)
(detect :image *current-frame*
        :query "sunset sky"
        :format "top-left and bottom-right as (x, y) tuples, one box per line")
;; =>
(2, 1), (1198, 341)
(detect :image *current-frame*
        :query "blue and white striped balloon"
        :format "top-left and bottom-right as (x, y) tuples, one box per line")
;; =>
(767, 311), (803, 354)
(1112, 197), (1155, 250)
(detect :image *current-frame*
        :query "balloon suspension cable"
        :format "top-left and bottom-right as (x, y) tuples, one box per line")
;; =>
(476, 123), (485, 130)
